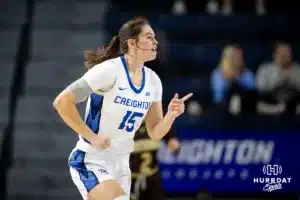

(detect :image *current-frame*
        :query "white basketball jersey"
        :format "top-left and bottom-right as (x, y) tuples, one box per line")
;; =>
(75, 56), (162, 155)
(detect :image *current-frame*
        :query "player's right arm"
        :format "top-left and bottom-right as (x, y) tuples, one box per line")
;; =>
(53, 61), (117, 149)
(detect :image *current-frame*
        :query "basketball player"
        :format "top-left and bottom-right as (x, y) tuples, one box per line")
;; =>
(53, 17), (192, 200)
(82, 92), (180, 200)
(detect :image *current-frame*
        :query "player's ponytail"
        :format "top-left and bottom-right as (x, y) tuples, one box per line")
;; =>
(84, 17), (150, 71)
(84, 35), (121, 71)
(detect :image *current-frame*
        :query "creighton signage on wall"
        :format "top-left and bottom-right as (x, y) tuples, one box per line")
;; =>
(157, 130), (300, 193)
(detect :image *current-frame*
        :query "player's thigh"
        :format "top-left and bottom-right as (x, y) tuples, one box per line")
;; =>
(69, 149), (119, 200)
(70, 167), (125, 200)
(88, 179), (126, 200)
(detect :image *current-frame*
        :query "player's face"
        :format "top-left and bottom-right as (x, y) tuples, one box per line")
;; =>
(136, 25), (158, 62)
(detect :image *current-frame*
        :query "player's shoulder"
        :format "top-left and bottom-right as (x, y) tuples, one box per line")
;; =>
(109, 57), (122, 65)
(92, 57), (121, 70)
(144, 66), (161, 84)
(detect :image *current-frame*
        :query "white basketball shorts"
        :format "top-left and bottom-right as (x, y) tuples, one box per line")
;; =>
(68, 148), (131, 200)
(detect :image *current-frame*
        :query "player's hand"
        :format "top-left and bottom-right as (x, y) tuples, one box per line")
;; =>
(167, 138), (181, 152)
(167, 93), (193, 118)
(90, 134), (110, 150)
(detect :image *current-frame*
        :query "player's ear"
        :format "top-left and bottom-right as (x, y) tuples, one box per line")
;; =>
(127, 39), (136, 49)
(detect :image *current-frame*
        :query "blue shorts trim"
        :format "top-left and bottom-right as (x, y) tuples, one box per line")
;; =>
(69, 149), (99, 192)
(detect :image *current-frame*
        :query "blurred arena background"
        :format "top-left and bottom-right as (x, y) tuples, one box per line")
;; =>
(0, 0), (300, 199)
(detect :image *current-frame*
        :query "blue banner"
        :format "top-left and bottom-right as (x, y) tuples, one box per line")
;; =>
(157, 130), (300, 193)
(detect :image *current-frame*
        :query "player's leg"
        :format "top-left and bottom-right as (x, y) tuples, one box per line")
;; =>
(88, 180), (127, 200)
(85, 152), (131, 200)
(69, 149), (129, 200)
(70, 168), (126, 200)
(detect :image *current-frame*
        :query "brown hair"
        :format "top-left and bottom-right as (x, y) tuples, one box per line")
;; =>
(84, 17), (150, 70)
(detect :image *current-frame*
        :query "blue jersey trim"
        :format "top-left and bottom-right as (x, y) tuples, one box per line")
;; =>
(69, 150), (99, 192)
(120, 55), (146, 94)
(84, 94), (104, 143)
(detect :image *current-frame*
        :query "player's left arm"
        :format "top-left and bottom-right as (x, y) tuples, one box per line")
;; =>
(145, 73), (192, 141)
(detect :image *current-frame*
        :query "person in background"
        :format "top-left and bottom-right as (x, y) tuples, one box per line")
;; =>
(130, 122), (180, 200)
(256, 42), (300, 97)
(211, 45), (256, 104)
(256, 42), (300, 114)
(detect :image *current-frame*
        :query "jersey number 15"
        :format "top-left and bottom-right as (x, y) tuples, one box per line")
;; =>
(118, 111), (144, 132)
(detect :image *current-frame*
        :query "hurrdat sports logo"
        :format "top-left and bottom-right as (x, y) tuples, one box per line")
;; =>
(253, 165), (291, 192)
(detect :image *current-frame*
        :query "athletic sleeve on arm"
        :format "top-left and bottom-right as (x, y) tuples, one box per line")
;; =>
(153, 71), (163, 102)
(67, 78), (93, 103)
(83, 60), (117, 94)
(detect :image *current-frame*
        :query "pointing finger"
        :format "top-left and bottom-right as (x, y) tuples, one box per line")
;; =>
(181, 93), (193, 102)
(173, 93), (179, 99)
